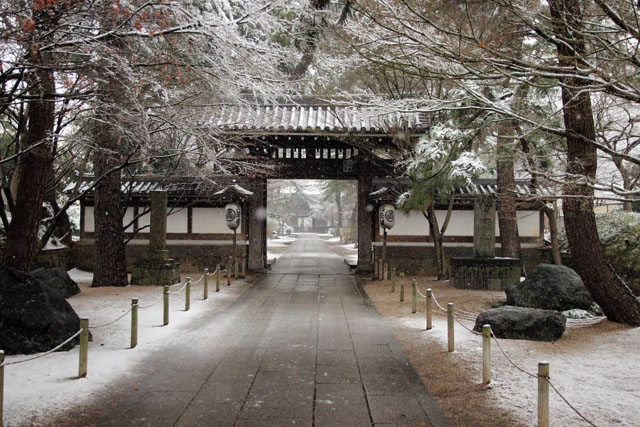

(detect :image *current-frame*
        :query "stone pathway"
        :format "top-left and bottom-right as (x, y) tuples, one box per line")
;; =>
(76, 234), (447, 426)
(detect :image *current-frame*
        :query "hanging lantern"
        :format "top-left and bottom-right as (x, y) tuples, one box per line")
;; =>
(225, 203), (241, 230)
(379, 204), (396, 229)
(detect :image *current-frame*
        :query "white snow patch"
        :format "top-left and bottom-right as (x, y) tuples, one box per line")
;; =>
(2, 271), (252, 426)
(392, 303), (640, 426)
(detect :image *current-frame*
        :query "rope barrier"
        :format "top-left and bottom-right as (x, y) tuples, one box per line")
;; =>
(430, 292), (449, 313)
(138, 294), (163, 309)
(167, 281), (189, 295)
(548, 379), (598, 427)
(419, 285), (600, 426)
(0, 329), (83, 367)
(190, 273), (207, 285)
(91, 307), (134, 329)
(452, 313), (483, 336)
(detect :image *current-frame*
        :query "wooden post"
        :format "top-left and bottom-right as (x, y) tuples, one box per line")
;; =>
(0, 350), (4, 426)
(447, 303), (454, 352)
(163, 285), (169, 326)
(232, 229), (238, 280)
(411, 279), (417, 313)
(426, 289), (433, 330)
(216, 265), (221, 292)
(185, 277), (191, 311)
(241, 257), (246, 278)
(378, 258), (384, 280)
(400, 274), (405, 302)
(538, 362), (550, 427)
(131, 299), (138, 349)
(482, 324), (491, 384)
(79, 318), (89, 378)
(203, 268), (209, 300)
(391, 269), (396, 293)
(384, 263), (389, 281)
(373, 256), (379, 280)
(227, 257), (232, 286)
(382, 227), (388, 279)
(234, 258), (239, 280)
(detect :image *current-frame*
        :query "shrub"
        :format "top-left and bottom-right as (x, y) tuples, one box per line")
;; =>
(559, 211), (640, 295)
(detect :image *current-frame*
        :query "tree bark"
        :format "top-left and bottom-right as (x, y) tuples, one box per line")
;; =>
(91, 114), (128, 287)
(549, 0), (640, 324)
(43, 165), (73, 246)
(539, 202), (562, 265)
(496, 122), (521, 259)
(424, 201), (448, 280)
(3, 43), (55, 270)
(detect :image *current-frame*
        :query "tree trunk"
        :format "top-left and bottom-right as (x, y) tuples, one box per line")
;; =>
(622, 176), (633, 212)
(3, 57), (55, 270)
(335, 191), (343, 234)
(43, 166), (73, 246)
(539, 202), (562, 265)
(349, 205), (357, 243)
(550, 0), (640, 325)
(424, 202), (446, 280)
(496, 122), (521, 259)
(91, 116), (128, 287)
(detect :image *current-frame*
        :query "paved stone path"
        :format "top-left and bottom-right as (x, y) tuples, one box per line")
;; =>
(82, 234), (447, 426)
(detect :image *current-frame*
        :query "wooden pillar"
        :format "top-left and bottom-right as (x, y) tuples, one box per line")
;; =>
(248, 179), (267, 272)
(357, 173), (373, 273)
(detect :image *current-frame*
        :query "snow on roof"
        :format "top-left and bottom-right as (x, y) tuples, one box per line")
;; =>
(210, 103), (429, 135)
(64, 176), (252, 199)
(212, 184), (254, 198)
(370, 179), (556, 202)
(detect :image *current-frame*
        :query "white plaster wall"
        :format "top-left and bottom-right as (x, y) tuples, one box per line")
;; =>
(122, 208), (135, 232)
(193, 207), (240, 234)
(382, 210), (476, 237)
(167, 209), (188, 233)
(516, 211), (540, 237)
(84, 206), (94, 232)
(436, 210), (475, 236)
(138, 211), (150, 233)
(380, 209), (541, 237)
(382, 210), (429, 236)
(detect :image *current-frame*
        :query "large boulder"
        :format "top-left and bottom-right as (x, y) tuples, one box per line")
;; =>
(505, 264), (594, 311)
(30, 267), (80, 298)
(0, 265), (81, 355)
(473, 306), (566, 342)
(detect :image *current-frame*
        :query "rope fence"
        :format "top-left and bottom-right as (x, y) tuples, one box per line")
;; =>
(385, 273), (600, 427)
(0, 330), (83, 367)
(0, 265), (237, 426)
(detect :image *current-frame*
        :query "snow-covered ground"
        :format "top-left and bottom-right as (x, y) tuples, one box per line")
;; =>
(266, 235), (296, 264)
(2, 269), (252, 427)
(364, 279), (640, 426)
(319, 234), (358, 266)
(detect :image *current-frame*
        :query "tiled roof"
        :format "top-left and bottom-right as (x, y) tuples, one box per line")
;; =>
(211, 104), (429, 135)
(370, 179), (556, 201)
(65, 176), (252, 199)
(460, 180), (556, 198)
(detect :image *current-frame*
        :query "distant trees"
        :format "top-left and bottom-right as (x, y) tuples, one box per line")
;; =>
(321, 180), (356, 235)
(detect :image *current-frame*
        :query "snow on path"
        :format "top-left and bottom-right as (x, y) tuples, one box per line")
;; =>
(2, 270), (252, 427)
